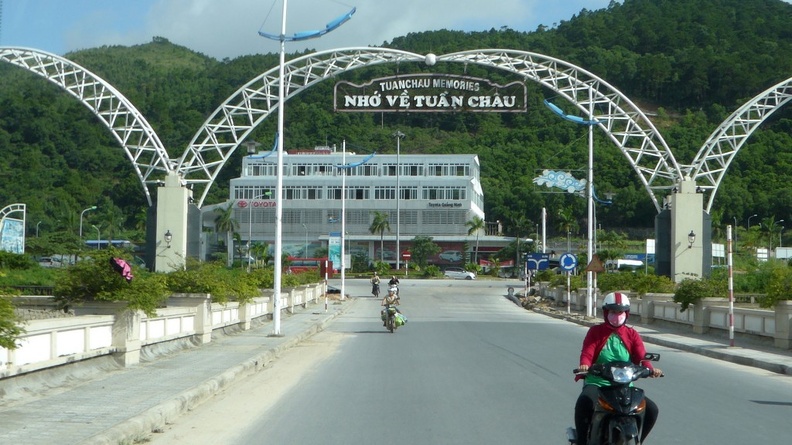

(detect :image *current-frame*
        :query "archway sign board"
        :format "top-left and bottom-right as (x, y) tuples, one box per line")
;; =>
(334, 73), (527, 113)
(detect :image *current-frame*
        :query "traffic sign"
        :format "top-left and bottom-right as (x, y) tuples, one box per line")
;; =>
(526, 253), (550, 270)
(559, 253), (577, 272)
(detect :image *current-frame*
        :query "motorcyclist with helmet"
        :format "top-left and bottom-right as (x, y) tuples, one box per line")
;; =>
(381, 287), (401, 326)
(574, 292), (663, 444)
(388, 275), (400, 296)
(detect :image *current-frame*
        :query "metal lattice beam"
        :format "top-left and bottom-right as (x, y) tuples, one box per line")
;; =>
(0, 47), (173, 206)
(180, 47), (682, 211)
(688, 77), (792, 213)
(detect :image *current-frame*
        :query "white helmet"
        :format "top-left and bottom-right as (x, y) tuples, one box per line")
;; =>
(602, 292), (630, 312)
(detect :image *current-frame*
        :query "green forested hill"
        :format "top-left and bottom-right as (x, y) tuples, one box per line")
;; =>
(1, 0), (791, 249)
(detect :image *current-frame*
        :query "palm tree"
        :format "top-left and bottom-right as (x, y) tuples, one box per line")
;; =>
(466, 216), (485, 264)
(556, 207), (579, 251)
(369, 211), (391, 262)
(214, 203), (239, 267)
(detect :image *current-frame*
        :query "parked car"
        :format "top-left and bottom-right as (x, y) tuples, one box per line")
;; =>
(38, 257), (62, 268)
(439, 250), (463, 262)
(444, 267), (476, 280)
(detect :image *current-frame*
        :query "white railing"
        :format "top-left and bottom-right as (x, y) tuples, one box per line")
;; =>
(538, 284), (792, 349)
(1, 283), (324, 379)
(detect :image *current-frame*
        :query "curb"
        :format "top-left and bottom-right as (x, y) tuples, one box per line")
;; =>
(81, 301), (352, 445)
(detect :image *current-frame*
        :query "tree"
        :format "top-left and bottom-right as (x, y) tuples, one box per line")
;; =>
(556, 207), (579, 250)
(369, 211), (391, 262)
(410, 236), (441, 269)
(466, 216), (486, 264)
(214, 203), (239, 267)
(0, 296), (24, 350)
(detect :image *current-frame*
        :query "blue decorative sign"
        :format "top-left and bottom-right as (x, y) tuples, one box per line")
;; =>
(533, 170), (587, 194)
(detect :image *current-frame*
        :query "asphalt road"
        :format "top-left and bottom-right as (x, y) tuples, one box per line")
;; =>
(151, 278), (792, 444)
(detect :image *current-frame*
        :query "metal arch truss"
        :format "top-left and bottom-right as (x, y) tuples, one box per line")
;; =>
(688, 77), (792, 213)
(177, 48), (425, 206)
(0, 203), (26, 221)
(438, 50), (683, 212)
(179, 47), (683, 211)
(0, 47), (173, 206)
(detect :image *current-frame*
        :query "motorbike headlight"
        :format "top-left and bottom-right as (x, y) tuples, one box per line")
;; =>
(610, 366), (635, 383)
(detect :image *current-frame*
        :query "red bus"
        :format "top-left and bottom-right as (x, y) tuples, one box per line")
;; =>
(287, 257), (333, 277)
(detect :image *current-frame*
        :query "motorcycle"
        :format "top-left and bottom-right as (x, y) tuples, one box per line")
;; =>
(566, 353), (662, 445)
(371, 282), (380, 298)
(381, 305), (405, 333)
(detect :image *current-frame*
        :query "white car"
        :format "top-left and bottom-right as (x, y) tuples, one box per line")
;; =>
(439, 250), (463, 262)
(444, 267), (476, 280)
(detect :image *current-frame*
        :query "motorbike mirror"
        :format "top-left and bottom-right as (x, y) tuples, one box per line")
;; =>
(644, 353), (660, 361)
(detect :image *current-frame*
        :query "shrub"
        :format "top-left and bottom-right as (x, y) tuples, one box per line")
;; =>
(763, 266), (792, 308)
(0, 251), (38, 270)
(673, 278), (726, 312)
(423, 264), (442, 278)
(54, 248), (170, 316)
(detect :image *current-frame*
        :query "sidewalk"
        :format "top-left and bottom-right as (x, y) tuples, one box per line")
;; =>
(532, 305), (792, 376)
(0, 299), (353, 445)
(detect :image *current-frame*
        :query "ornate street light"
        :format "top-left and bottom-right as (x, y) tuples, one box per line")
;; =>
(543, 98), (599, 317)
(258, 4), (355, 334)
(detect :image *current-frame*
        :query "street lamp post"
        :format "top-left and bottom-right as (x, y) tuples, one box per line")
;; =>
(337, 141), (375, 305)
(771, 219), (784, 253)
(91, 225), (100, 249)
(259, 0), (355, 336)
(301, 223), (308, 258)
(36, 221), (42, 237)
(733, 216), (738, 246)
(747, 213), (758, 230)
(79, 206), (97, 239)
(393, 131), (404, 270)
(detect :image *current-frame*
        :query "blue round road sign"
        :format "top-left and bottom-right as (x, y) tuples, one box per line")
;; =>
(559, 253), (577, 271)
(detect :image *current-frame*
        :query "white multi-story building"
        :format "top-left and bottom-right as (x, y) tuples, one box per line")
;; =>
(202, 145), (510, 267)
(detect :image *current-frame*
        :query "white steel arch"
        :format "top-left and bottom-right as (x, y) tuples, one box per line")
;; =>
(688, 77), (792, 213)
(0, 47), (173, 206)
(179, 47), (683, 210)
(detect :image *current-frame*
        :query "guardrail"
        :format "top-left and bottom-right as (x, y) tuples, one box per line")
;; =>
(0, 283), (325, 379)
(537, 284), (792, 349)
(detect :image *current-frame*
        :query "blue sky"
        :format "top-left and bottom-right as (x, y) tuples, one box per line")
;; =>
(0, 0), (617, 59)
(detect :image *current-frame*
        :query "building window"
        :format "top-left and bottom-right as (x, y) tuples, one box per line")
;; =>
(402, 164), (423, 176)
(422, 186), (467, 200)
(346, 187), (369, 200)
(349, 165), (378, 176)
(284, 186), (321, 200)
(374, 186), (396, 200)
(328, 186), (342, 200)
(400, 186), (417, 200)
